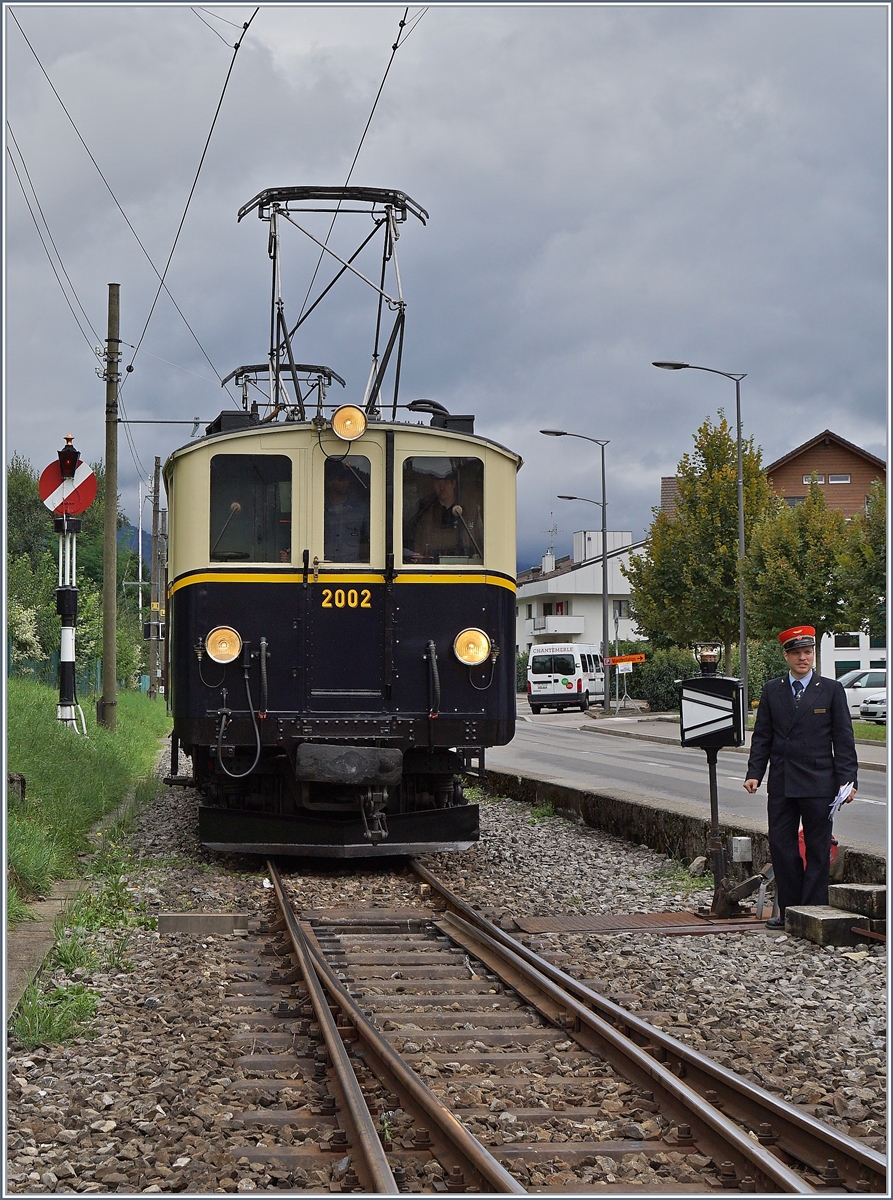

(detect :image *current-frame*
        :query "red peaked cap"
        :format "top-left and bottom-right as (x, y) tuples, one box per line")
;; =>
(778, 625), (816, 651)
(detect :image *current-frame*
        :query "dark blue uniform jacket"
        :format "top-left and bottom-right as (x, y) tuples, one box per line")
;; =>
(745, 674), (858, 798)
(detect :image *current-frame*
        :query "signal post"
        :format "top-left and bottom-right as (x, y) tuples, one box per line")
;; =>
(39, 437), (97, 733)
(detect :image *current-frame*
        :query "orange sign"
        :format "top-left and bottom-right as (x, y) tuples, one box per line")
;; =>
(605, 653), (646, 665)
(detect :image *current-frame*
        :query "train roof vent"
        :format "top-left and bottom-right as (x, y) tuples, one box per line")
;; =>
(205, 411), (259, 436)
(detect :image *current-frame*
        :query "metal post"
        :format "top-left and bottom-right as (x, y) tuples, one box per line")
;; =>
(735, 377), (748, 715)
(704, 746), (727, 914)
(600, 443), (610, 711)
(99, 283), (120, 730)
(56, 514), (81, 730)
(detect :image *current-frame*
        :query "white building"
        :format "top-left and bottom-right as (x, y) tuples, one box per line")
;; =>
(515, 531), (643, 656)
(820, 630), (886, 679)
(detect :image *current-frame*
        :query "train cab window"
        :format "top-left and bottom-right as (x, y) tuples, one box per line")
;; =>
(210, 455), (292, 562)
(324, 456), (370, 563)
(403, 457), (484, 564)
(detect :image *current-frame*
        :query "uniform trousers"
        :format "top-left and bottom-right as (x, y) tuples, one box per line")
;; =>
(767, 792), (833, 914)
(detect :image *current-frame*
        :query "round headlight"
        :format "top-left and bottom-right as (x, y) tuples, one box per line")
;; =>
(453, 628), (491, 666)
(205, 626), (242, 664)
(331, 405), (367, 442)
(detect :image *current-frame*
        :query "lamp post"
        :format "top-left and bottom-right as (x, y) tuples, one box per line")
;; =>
(652, 362), (748, 715)
(541, 430), (610, 711)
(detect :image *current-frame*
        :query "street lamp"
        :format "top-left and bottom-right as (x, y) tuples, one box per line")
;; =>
(652, 361), (749, 714)
(541, 430), (611, 711)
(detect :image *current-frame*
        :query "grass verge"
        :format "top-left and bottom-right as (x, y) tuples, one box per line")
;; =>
(852, 721), (886, 742)
(9, 982), (100, 1049)
(6, 679), (171, 928)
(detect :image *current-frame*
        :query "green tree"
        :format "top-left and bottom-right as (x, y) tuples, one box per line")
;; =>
(743, 479), (849, 673)
(6, 453), (53, 569)
(6, 454), (146, 687)
(623, 413), (778, 666)
(838, 479), (886, 639)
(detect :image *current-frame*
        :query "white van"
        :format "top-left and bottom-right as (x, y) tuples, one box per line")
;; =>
(527, 643), (605, 713)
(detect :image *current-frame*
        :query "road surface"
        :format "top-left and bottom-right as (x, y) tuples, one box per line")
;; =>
(487, 712), (887, 855)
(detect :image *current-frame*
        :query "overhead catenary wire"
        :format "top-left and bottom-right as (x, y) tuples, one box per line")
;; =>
(127, 8), (260, 375)
(6, 122), (102, 348)
(6, 142), (99, 356)
(9, 8), (238, 402)
(190, 7), (233, 45)
(292, 7), (427, 333)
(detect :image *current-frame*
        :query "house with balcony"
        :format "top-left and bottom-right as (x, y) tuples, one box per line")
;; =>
(515, 531), (643, 656)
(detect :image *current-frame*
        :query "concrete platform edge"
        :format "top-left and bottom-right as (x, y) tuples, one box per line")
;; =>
(484, 767), (886, 886)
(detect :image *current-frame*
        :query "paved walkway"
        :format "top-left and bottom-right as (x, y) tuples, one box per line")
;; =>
(7, 879), (87, 1014)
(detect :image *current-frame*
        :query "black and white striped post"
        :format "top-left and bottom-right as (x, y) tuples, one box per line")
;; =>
(39, 435), (96, 735)
(55, 510), (83, 730)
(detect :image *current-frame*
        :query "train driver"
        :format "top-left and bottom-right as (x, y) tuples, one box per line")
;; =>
(324, 458), (370, 562)
(404, 459), (483, 563)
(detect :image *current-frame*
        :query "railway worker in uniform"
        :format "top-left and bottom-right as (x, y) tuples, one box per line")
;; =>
(405, 460), (483, 563)
(744, 625), (858, 929)
(324, 459), (370, 562)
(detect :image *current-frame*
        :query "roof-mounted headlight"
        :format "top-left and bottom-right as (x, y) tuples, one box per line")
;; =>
(331, 405), (367, 442)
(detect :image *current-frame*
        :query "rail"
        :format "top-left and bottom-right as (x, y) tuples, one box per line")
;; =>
(411, 858), (886, 1193)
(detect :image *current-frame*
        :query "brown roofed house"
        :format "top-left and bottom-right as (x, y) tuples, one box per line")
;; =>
(764, 430), (885, 520)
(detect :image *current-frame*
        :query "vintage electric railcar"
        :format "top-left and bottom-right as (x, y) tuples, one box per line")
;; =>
(163, 186), (521, 856)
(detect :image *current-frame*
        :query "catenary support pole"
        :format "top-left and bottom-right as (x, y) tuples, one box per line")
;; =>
(99, 284), (120, 730)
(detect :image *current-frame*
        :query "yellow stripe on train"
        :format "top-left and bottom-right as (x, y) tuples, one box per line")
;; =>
(169, 570), (516, 596)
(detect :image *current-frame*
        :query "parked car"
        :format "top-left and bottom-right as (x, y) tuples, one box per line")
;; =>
(859, 694), (887, 724)
(837, 668), (886, 717)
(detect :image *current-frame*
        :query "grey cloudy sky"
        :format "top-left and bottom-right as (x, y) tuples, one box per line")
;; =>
(3, 3), (888, 570)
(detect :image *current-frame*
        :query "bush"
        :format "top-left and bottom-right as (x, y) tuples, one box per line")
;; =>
(637, 647), (699, 712)
(516, 652), (529, 692)
(731, 639), (787, 708)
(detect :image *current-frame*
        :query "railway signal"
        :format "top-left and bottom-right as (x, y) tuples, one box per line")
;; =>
(41, 436), (95, 733)
(676, 646), (771, 919)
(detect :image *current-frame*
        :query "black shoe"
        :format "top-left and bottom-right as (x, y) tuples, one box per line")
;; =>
(765, 916), (785, 930)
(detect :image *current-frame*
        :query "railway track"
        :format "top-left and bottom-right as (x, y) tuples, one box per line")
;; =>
(217, 861), (885, 1193)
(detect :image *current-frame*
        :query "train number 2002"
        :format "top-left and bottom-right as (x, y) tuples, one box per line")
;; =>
(321, 588), (372, 610)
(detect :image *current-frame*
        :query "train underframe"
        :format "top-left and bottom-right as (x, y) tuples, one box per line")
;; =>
(170, 724), (486, 857)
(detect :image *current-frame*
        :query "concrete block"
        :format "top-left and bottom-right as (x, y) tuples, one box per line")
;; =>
(158, 912), (250, 935)
(828, 883), (886, 920)
(784, 906), (869, 947)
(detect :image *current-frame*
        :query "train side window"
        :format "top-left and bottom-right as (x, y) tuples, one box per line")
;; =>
(403, 457), (484, 564)
(324, 456), (370, 563)
(210, 454), (292, 563)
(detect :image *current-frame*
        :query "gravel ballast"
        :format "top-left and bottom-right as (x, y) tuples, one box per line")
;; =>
(6, 779), (886, 1193)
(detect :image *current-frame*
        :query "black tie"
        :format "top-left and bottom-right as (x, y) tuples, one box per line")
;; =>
(793, 680), (804, 704)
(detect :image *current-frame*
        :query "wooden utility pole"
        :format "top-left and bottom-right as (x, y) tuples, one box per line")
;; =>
(99, 284), (120, 729)
(148, 456), (161, 700)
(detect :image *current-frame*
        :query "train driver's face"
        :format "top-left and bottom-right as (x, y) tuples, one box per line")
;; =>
(433, 475), (457, 506)
(327, 475), (350, 502)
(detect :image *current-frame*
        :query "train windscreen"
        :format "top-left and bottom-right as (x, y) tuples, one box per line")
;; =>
(402, 457), (483, 564)
(210, 454), (292, 562)
(324, 456), (371, 562)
